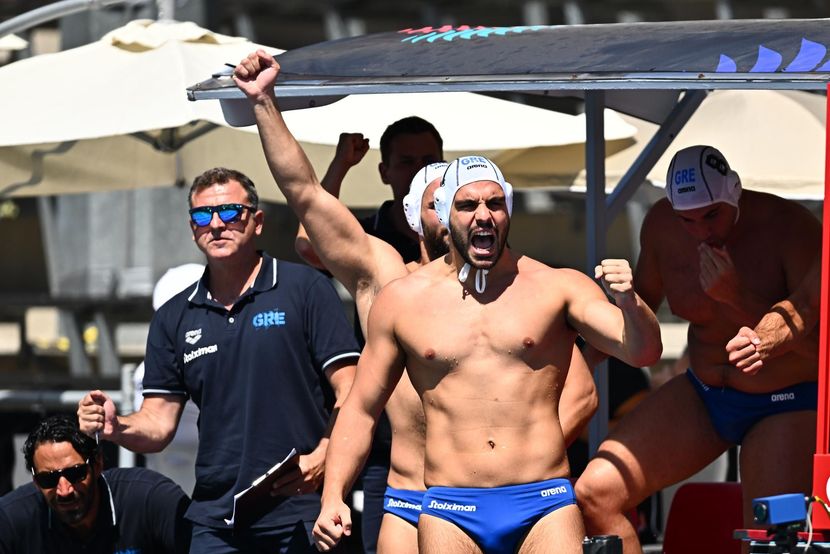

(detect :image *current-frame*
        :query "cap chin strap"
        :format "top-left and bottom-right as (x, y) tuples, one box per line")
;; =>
(458, 263), (489, 293)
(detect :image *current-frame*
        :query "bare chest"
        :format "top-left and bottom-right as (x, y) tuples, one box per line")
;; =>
(396, 286), (573, 386)
(659, 243), (785, 323)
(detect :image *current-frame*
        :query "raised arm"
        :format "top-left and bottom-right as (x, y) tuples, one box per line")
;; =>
(295, 133), (369, 267)
(233, 50), (404, 300)
(565, 261), (662, 369)
(313, 284), (406, 552)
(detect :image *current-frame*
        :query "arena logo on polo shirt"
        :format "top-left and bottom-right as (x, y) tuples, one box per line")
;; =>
(252, 309), (287, 329)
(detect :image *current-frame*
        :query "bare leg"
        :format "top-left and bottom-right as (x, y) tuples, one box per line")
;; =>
(418, 514), (482, 554)
(739, 410), (816, 527)
(377, 514), (418, 554)
(518, 504), (584, 554)
(575, 374), (730, 554)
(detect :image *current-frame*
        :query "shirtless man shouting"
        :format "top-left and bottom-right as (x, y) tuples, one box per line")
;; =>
(232, 50), (598, 554)
(311, 153), (662, 552)
(576, 145), (820, 553)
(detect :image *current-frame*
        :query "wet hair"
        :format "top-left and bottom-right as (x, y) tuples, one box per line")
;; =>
(23, 415), (99, 472)
(188, 167), (259, 209)
(379, 116), (443, 164)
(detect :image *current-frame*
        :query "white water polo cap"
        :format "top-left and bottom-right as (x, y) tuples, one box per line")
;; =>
(434, 155), (513, 228)
(402, 162), (449, 236)
(434, 155), (514, 294)
(666, 145), (742, 211)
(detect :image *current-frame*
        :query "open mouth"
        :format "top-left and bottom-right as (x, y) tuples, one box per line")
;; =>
(470, 230), (496, 255)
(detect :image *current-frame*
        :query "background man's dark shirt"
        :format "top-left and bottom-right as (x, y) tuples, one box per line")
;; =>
(0, 467), (191, 554)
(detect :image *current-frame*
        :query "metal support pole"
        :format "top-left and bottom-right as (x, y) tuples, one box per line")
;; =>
(119, 363), (136, 467)
(585, 91), (610, 455)
(606, 90), (707, 223)
(93, 311), (120, 377)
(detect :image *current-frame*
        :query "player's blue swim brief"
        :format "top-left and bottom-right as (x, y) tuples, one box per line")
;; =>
(420, 477), (576, 554)
(686, 368), (816, 444)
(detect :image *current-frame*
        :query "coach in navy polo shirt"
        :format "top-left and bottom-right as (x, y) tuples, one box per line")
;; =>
(78, 167), (360, 553)
(0, 415), (191, 554)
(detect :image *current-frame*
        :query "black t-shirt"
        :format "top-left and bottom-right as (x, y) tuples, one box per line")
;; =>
(0, 467), (190, 554)
(358, 200), (420, 264)
(142, 252), (361, 528)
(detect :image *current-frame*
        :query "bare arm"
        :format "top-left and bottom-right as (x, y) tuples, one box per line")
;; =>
(313, 285), (406, 551)
(727, 256), (821, 373)
(295, 133), (370, 267)
(558, 345), (598, 446)
(234, 50), (405, 299)
(566, 260), (662, 369)
(697, 243), (780, 325)
(77, 391), (184, 453)
(581, 209), (666, 369)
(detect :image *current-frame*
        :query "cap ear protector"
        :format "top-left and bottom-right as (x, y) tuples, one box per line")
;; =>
(402, 162), (449, 236)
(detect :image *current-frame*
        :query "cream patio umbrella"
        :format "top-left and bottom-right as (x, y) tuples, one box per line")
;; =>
(571, 89), (826, 200)
(0, 19), (637, 206)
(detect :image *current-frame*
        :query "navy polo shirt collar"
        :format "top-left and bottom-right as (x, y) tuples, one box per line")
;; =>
(186, 251), (279, 308)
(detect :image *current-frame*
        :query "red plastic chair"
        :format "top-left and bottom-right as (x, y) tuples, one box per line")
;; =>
(662, 482), (743, 554)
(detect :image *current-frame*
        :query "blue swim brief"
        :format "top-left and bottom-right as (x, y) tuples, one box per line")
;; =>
(382, 487), (423, 526)
(420, 477), (576, 554)
(686, 368), (817, 444)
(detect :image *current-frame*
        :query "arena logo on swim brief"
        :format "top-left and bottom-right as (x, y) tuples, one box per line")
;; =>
(387, 498), (422, 510)
(428, 500), (477, 512)
(771, 392), (796, 402)
(398, 25), (545, 44)
(183, 344), (218, 364)
(540, 485), (569, 497)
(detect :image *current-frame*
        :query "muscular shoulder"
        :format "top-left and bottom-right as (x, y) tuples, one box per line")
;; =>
(373, 260), (441, 307)
(515, 256), (601, 298)
(640, 198), (679, 242)
(743, 191), (819, 226)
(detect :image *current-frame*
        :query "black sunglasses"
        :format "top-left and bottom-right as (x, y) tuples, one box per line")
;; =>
(32, 459), (91, 489)
(189, 204), (255, 227)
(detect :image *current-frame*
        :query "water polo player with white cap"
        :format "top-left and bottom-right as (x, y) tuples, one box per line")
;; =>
(433, 155), (514, 293)
(666, 144), (742, 214)
(663, 144), (745, 247)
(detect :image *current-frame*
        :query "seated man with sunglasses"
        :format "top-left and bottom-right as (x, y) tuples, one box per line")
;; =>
(78, 167), (360, 553)
(0, 415), (191, 553)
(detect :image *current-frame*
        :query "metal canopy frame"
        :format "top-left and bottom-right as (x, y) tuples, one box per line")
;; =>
(188, 19), (830, 528)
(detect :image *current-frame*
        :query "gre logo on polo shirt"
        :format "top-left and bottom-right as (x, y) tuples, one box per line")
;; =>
(252, 309), (286, 329)
(185, 328), (202, 345)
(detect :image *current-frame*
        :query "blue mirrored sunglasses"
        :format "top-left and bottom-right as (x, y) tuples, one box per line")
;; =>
(189, 204), (255, 227)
